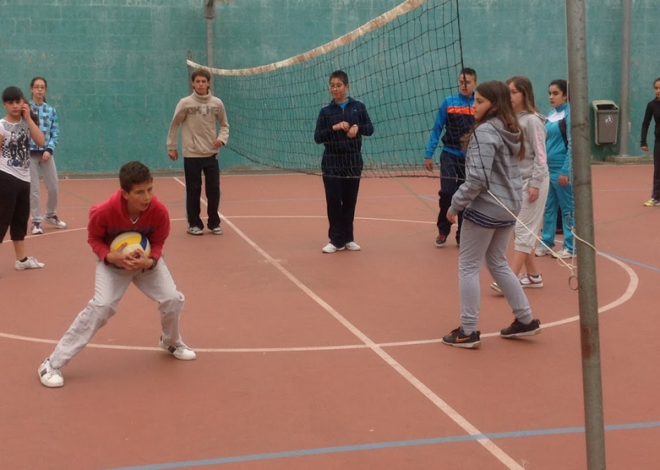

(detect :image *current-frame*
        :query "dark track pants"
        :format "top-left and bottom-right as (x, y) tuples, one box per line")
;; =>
(0, 171), (30, 242)
(323, 175), (361, 247)
(437, 151), (465, 240)
(652, 140), (660, 200)
(183, 155), (221, 230)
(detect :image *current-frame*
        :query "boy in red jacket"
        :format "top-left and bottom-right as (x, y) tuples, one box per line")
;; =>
(38, 161), (196, 388)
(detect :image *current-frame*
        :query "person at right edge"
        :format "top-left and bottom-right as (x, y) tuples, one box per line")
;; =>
(640, 76), (660, 207)
(424, 68), (477, 248)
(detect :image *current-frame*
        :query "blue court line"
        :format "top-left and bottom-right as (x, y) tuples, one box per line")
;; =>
(599, 251), (660, 273)
(97, 420), (660, 470)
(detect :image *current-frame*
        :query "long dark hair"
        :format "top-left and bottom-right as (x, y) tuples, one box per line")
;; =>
(473, 80), (524, 160)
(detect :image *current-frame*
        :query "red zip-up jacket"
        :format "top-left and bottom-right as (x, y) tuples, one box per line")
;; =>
(87, 189), (170, 264)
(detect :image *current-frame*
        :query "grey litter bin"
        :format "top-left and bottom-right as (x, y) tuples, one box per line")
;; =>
(592, 100), (619, 145)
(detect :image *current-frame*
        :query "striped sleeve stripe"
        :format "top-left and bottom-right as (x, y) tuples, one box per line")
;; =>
(447, 106), (475, 115)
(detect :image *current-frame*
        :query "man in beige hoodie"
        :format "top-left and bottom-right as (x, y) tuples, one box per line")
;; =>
(167, 68), (229, 235)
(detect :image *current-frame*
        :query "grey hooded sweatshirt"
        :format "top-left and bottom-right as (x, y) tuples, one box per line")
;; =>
(449, 117), (523, 227)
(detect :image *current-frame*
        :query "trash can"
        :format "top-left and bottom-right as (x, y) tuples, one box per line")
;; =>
(592, 100), (619, 145)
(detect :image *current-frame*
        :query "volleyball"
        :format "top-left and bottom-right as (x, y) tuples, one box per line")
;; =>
(110, 231), (151, 258)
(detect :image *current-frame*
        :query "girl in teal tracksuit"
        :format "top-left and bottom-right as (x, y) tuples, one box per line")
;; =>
(536, 79), (575, 258)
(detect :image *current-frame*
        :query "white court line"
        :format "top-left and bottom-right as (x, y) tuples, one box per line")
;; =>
(2, 216), (637, 350)
(169, 178), (527, 470)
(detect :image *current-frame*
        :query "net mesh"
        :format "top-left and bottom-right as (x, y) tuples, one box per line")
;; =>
(189, 0), (464, 178)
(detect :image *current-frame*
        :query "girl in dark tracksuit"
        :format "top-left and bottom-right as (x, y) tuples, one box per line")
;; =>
(641, 77), (660, 206)
(314, 70), (374, 254)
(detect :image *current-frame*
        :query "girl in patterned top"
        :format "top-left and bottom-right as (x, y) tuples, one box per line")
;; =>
(0, 86), (47, 273)
(29, 77), (67, 235)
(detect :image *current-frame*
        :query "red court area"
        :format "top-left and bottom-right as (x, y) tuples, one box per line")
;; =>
(1, 164), (659, 470)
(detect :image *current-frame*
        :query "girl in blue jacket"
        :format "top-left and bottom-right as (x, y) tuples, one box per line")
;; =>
(535, 79), (575, 259)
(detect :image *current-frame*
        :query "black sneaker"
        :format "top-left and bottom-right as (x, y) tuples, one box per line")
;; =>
(442, 327), (481, 348)
(500, 319), (541, 338)
(435, 233), (447, 248)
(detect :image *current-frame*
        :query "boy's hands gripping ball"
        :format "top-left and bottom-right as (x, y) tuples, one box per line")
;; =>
(110, 231), (152, 259)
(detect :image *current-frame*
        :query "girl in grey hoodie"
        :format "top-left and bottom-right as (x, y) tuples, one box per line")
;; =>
(442, 81), (542, 349)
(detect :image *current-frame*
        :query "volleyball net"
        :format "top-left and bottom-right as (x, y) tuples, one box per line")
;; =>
(188, 0), (464, 178)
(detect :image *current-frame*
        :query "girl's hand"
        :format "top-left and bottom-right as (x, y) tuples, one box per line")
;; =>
(528, 186), (539, 202)
(42, 151), (52, 162)
(558, 174), (569, 187)
(641, 145), (649, 152)
(21, 102), (32, 120)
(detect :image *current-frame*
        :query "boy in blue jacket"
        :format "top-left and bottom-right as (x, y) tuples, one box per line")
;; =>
(314, 70), (374, 254)
(424, 68), (477, 247)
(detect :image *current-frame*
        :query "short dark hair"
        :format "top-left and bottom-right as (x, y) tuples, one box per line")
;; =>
(329, 70), (349, 85)
(191, 68), (211, 82)
(119, 161), (152, 192)
(2, 86), (25, 103)
(654, 77), (660, 85)
(460, 68), (477, 81)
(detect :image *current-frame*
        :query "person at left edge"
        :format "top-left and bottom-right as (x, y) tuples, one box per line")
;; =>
(0, 86), (47, 274)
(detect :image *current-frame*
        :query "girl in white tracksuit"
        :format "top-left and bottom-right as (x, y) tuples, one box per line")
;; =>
(490, 76), (549, 293)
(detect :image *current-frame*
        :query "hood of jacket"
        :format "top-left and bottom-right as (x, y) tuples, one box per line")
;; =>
(487, 117), (522, 157)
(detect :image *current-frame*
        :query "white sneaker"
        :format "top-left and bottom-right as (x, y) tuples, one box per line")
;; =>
(554, 248), (575, 259)
(44, 216), (67, 229)
(38, 359), (64, 388)
(519, 273), (544, 288)
(16, 256), (45, 270)
(344, 241), (361, 251)
(159, 337), (196, 360)
(187, 226), (203, 236)
(32, 222), (43, 235)
(321, 243), (345, 254)
(534, 245), (555, 257)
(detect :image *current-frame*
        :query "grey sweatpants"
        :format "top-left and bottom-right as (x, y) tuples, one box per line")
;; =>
(49, 257), (186, 369)
(458, 219), (534, 334)
(29, 153), (60, 223)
